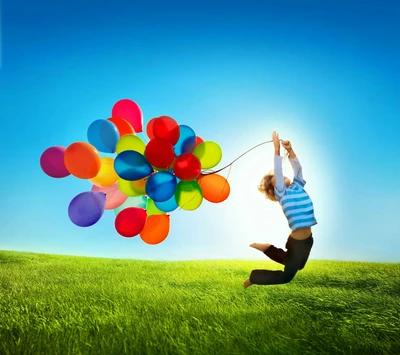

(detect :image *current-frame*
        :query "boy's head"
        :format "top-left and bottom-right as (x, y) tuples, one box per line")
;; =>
(258, 173), (290, 201)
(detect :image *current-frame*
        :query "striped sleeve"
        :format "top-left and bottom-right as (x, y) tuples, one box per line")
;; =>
(274, 154), (286, 198)
(289, 156), (306, 187)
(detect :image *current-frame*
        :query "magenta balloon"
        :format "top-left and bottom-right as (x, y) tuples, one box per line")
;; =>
(40, 146), (70, 178)
(112, 99), (143, 133)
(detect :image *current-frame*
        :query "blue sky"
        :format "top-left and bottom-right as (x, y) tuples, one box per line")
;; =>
(0, 0), (399, 262)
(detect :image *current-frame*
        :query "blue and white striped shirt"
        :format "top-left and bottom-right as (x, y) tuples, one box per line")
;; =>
(273, 155), (317, 231)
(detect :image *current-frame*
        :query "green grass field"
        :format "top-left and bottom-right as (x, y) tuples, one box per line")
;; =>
(0, 250), (399, 355)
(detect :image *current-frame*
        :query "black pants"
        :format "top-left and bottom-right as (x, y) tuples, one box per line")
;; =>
(249, 234), (314, 285)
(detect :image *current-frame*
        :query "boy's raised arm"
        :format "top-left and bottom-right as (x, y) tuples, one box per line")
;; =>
(282, 140), (306, 187)
(272, 131), (285, 192)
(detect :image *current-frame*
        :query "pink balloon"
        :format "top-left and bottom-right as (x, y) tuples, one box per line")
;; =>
(112, 99), (143, 133)
(91, 183), (127, 210)
(40, 146), (70, 178)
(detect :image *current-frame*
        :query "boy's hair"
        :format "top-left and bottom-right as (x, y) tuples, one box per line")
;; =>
(258, 173), (278, 202)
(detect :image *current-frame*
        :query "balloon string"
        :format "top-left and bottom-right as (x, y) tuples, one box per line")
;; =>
(202, 139), (277, 175)
(177, 139), (281, 209)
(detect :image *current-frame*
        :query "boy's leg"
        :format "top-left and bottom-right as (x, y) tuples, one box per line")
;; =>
(264, 238), (290, 265)
(249, 235), (313, 285)
(251, 236), (291, 265)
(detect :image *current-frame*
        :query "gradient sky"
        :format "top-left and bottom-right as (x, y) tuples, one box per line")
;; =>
(0, 0), (399, 262)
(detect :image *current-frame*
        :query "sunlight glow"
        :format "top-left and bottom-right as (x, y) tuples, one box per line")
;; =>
(191, 115), (337, 260)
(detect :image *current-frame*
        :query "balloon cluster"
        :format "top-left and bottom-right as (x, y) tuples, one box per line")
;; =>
(40, 99), (230, 244)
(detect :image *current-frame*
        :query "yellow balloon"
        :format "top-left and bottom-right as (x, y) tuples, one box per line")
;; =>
(131, 177), (147, 195)
(89, 157), (118, 187)
(175, 181), (203, 211)
(115, 134), (146, 154)
(193, 141), (222, 169)
(118, 177), (143, 197)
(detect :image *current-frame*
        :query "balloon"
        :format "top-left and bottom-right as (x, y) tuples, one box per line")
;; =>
(195, 136), (204, 147)
(114, 196), (148, 216)
(131, 177), (147, 195)
(140, 214), (170, 245)
(64, 142), (101, 179)
(89, 157), (118, 187)
(193, 141), (222, 169)
(107, 117), (135, 137)
(144, 138), (175, 169)
(153, 116), (180, 145)
(40, 146), (70, 178)
(87, 119), (119, 153)
(147, 198), (166, 216)
(112, 99), (143, 133)
(91, 183), (127, 210)
(146, 117), (156, 140)
(145, 171), (177, 202)
(118, 177), (144, 197)
(197, 173), (230, 203)
(175, 180), (203, 211)
(174, 125), (196, 156)
(68, 191), (106, 227)
(114, 207), (147, 237)
(154, 194), (178, 213)
(115, 135), (146, 155)
(173, 153), (201, 181)
(114, 150), (153, 181)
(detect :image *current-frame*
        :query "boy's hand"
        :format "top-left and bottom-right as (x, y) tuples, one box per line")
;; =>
(272, 131), (280, 150)
(281, 140), (292, 151)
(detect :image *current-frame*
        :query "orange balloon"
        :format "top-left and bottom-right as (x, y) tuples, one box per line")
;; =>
(107, 117), (135, 137)
(64, 142), (101, 179)
(140, 214), (170, 245)
(197, 173), (230, 203)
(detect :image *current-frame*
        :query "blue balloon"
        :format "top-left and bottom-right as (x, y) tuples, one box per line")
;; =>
(174, 125), (196, 156)
(114, 150), (153, 181)
(68, 191), (106, 227)
(87, 119), (120, 153)
(145, 171), (177, 202)
(154, 194), (178, 212)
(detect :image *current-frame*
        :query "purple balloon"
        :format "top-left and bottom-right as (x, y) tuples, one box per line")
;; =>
(68, 192), (106, 227)
(40, 146), (70, 178)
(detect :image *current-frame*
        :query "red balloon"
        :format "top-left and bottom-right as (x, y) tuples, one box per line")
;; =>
(146, 117), (157, 140)
(114, 207), (147, 238)
(145, 138), (175, 169)
(112, 99), (143, 133)
(173, 153), (201, 181)
(195, 136), (204, 147)
(153, 116), (180, 145)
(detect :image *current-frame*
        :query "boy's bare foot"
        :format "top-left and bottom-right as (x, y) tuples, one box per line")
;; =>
(243, 279), (253, 288)
(250, 243), (271, 252)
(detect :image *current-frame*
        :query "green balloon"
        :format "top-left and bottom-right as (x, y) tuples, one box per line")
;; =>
(193, 141), (222, 169)
(147, 198), (166, 216)
(175, 180), (203, 211)
(115, 135), (146, 155)
(114, 196), (148, 216)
